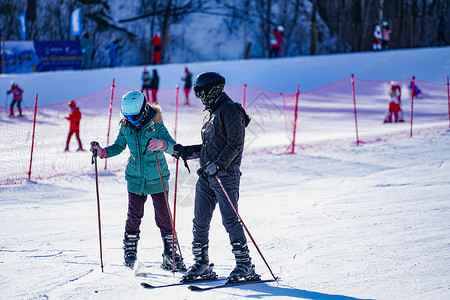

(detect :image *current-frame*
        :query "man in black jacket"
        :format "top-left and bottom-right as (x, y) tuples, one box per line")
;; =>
(173, 72), (255, 283)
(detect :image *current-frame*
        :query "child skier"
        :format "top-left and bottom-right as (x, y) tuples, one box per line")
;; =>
(90, 90), (185, 271)
(373, 21), (382, 51)
(141, 67), (151, 102)
(65, 101), (84, 151)
(384, 81), (405, 123)
(7, 81), (24, 117)
(409, 81), (423, 98)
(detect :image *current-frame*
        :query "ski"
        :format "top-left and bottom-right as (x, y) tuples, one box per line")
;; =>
(188, 278), (278, 291)
(141, 276), (222, 289)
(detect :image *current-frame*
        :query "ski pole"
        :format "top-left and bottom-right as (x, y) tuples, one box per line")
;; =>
(153, 151), (183, 271)
(172, 158), (180, 272)
(215, 175), (278, 281)
(91, 141), (104, 272)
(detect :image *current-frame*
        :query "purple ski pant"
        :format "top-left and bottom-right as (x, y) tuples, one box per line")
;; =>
(125, 191), (172, 237)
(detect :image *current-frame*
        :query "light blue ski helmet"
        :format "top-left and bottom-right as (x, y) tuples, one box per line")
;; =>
(121, 90), (145, 116)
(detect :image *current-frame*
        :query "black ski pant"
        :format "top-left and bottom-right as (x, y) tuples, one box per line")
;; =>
(192, 166), (247, 246)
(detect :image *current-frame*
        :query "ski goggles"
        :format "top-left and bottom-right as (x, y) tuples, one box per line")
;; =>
(123, 112), (142, 122)
(123, 102), (146, 122)
(193, 86), (206, 100)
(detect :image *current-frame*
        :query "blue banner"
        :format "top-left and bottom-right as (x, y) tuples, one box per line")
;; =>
(34, 41), (82, 72)
(18, 13), (26, 40)
(70, 7), (82, 36)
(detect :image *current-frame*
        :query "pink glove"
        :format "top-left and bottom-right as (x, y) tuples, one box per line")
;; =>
(90, 144), (107, 158)
(147, 138), (166, 151)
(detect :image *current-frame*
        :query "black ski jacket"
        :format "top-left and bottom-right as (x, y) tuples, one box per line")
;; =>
(185, 93), (250, 170)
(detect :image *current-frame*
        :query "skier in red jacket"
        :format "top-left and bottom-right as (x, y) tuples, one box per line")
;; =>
(151, 32), (162, 64)
(65, 101), (84, 151)
(7, 81), (24, 117)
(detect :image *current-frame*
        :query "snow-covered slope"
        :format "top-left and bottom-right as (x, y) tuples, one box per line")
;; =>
(0, 47), (449, 299)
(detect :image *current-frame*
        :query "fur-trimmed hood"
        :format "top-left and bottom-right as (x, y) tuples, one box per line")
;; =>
(150, 103), (163, 124)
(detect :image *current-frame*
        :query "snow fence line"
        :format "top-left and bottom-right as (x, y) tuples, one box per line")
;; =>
(0, 75), (449, 185)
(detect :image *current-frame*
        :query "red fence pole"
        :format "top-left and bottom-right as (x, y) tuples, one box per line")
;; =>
(105, 78), (115, 171)
(243, 84), (247, 109)
(410, 76), (415, 138)
(286, 85), (300, 154)
(351, 74), (360, 145)
(174, 85), (179, 140)
(447, 76), (450, 130)
(27, 94), (38, 181)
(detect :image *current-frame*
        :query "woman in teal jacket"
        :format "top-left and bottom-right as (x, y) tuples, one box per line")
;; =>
(91, 90), (185, 271)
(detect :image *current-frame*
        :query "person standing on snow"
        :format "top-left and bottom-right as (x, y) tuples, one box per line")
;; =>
(149, 69), (159, 104)
(107, 38), (119, 67)
(141, 67), (151, 102)
(151, 32), (162, 64)
(384, 81), (405, 123)
(80, 33), (93, 69)
(269, 25), (284, 58)
(65, 101), (84, 151)
(90, 90), (185, 271)
(7, 81), (24, 117)
(373, 21), (382, 51)
(172, 72), (255, 283)
(181, 67), (193, 105)
(381, 21), (392, 50)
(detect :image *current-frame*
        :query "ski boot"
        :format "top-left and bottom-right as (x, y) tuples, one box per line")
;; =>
(181, 242), (217, 282)
(161, 233), (186, 271)
(123, 231), (140, 268)
(226, 241), (260, 283)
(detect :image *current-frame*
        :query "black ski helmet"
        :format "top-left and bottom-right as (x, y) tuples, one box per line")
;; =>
(193, 72), (225, 107)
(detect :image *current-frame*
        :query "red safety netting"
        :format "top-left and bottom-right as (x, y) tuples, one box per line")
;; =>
(0, 76), (448, 185)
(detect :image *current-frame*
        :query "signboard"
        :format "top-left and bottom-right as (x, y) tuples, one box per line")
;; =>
(34, 41), (82, 71)
(0, 40), (82, 73)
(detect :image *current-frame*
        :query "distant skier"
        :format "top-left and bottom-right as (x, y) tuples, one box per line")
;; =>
(172, 72), (256, 283)
(7, 81), (24, 117)
(409, 81), (423, 99)
(382, 21), (392, 50)
(151, 32), (162, 64)
(373, 21), (382, 51)
(181, 67), (193, 105)
(141, 67), (151, 102)
(150, 69), (159, 104)
(80, 33), (93, 69)
(89, 90), (185, 271)
(65, 101), (83, 151)
(269, 26), (284, 58)
(107, 38), (119, 67)
(384, 81), (405, 123)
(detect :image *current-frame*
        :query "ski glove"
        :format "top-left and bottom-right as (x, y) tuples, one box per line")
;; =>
(172, 144), (186, 159)
(90, 143), (107, 158)
(147, 138), (166, 151)
(204, 160), (221, 176)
